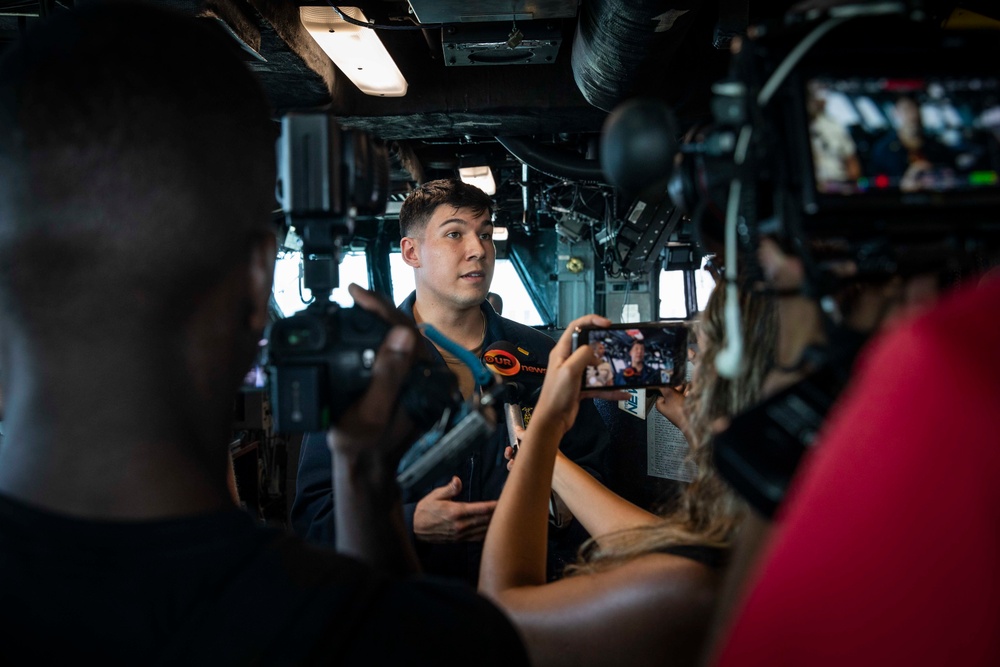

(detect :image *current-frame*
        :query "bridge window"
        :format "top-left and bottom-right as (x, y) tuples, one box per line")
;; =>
(272, 250), (370, 317)
(658, 256), (717, 319)
(389, 254), (544, 325)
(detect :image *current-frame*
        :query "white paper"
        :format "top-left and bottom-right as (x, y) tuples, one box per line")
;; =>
(646, 406), (696, 482)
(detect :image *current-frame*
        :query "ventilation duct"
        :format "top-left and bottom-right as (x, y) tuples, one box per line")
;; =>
(572, 0), (700, 112)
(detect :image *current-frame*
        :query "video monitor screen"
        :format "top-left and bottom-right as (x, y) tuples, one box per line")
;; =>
(805, 76), (1000, 197)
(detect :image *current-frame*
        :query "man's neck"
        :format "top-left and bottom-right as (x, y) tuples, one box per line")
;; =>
(898, 128), (923, 149)
(0, 381), (235, 519)
(412, 297), (486, 350)
(0, 428), (234, 519)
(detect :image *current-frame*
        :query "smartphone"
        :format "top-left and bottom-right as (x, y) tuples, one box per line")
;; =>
(572, 321), (689, 390)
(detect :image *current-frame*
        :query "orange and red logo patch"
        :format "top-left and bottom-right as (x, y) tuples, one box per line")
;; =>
(483, 349), (520, 376)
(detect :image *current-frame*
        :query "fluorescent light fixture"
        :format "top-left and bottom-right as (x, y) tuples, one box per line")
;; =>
(299, 6), (407, 97)
(458, 165), (497, 195)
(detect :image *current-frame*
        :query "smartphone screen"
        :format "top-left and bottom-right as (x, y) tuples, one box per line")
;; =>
(572, 321), (689, 389)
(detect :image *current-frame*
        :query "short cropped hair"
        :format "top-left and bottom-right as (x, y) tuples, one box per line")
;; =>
(398, 178), (494, 238)
(0, 2), (277, 334)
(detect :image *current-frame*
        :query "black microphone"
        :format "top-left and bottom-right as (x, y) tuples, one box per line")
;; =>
(482, 341), (547, 453)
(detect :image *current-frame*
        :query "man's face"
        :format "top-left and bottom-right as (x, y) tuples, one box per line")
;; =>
(895, 98), (921, 133)
(630, 341), (645, 367)
(404, 205), (495, 311)
(596, 362), (613, 384)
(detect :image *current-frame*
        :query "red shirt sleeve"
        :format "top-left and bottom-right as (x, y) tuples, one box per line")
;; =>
(712, 280), (1000, 666)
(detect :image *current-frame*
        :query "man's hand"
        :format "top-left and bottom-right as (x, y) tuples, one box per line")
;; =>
(900, 158), (935, 193)
(413, 476), (497, 543)
(502, 422), (527, 472)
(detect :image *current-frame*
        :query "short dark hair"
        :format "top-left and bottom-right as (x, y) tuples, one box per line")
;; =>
(0, 2), (277, 335)
(398, 178), (494, 238)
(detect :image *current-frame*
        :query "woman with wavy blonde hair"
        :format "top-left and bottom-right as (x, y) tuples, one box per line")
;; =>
(479, 283), (776, 667)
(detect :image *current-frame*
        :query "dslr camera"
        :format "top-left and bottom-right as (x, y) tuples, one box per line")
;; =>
(266, 114), (459, 433)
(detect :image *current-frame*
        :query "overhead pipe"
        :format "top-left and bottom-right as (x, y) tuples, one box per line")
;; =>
(495, 135), (607, 184)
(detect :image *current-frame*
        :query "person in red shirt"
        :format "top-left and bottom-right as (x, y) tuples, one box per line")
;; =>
(706, 238), (1000, 665)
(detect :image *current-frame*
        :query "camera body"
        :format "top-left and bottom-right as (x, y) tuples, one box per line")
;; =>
(267, 302), (457, 433)
(266, 113), (461, 433)
(276, 112), (389, 229)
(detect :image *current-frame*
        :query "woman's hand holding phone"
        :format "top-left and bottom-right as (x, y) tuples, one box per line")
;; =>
(523, 315), (631, 437)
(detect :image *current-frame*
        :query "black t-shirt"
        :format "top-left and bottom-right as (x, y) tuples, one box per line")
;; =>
(0, 493), (529, 666)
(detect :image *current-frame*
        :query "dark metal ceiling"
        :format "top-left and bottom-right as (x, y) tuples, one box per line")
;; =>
(218, 0), (730, 142)
(2, 0), (994, 187)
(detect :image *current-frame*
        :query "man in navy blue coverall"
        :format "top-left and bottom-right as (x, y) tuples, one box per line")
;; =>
(613, 339), (663, 386)
(293, 179), (611, 585)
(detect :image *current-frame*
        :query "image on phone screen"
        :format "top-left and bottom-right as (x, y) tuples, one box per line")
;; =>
(573, 321), (689, 390)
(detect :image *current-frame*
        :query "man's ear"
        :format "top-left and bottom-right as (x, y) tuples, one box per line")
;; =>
(400, 236), (421, 268)
(248, 232), (277, 332)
